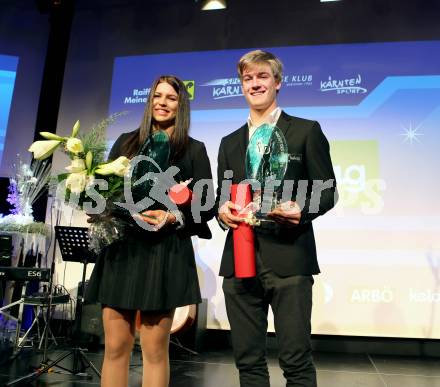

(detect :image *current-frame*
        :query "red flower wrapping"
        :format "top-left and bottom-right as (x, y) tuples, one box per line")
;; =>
(169, 183), (192, 206)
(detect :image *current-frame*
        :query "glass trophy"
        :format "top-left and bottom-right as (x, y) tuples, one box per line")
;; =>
(144, 130), (170, 171)
(130, 130), (171, 210)
(245, 123), (288, 223)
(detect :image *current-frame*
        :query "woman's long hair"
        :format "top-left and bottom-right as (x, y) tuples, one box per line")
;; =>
(123, 75), (190, 160)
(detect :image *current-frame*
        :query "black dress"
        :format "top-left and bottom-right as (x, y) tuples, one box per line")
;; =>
(86, 130), (215, 311)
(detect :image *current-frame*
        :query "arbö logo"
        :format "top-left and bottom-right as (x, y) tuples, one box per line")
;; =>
(320, 74), (367, 95)
(201, 78), (243, 100)
(350, 287), (394, 304)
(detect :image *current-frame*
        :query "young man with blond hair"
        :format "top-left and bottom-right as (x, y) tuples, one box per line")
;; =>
(216, 50), (338, 387)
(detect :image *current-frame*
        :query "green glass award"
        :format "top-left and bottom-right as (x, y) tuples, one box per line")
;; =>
(245, 123), (289, 221)
(132, 130), (170, 203)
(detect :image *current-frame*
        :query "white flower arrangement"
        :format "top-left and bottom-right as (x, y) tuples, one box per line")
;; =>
(0, 158), (51, 236)
(28, 113), (129, 209)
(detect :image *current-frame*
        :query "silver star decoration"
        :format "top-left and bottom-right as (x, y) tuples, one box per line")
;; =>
(400, 123), (424, 144)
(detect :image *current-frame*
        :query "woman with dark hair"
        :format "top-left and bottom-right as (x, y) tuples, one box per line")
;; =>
(86, 75), (214, 387)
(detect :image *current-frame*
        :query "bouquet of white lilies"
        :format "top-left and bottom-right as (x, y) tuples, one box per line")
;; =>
(28, 114), (133, 252)
(28, 115), (129, 210)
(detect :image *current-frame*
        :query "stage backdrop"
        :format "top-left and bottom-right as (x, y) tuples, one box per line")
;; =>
(53, 40), (440, 339)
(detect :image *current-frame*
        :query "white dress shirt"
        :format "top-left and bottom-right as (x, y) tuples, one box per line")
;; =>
(247, 107), (282, 139)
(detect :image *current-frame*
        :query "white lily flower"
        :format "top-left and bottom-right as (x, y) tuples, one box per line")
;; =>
(66, 137), (84, 154)
(71, 120), (80, 137)
(28, 140), (61, 160)
(95, 156), (130, 177)
(85, 175), (95, 190)
(85, 151), (93, 171)
(65, 170), (87, 194)
(65, 158), (86, 173)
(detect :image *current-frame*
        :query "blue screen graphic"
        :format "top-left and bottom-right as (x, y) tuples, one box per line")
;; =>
(0, 55), (19, 163)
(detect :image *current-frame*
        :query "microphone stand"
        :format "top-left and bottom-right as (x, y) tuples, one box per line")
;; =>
(41, 200), (61, 364)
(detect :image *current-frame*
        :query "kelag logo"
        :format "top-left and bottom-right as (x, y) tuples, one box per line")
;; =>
(331, 140), (385, 214)
(183, 80), (195, 100)
(320, 74), (367, 95)
(201, 78), (243, 100)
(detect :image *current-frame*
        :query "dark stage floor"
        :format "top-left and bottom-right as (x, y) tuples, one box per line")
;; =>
(1, 343), (440, 387)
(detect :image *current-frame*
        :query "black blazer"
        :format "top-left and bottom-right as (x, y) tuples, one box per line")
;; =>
(109, 129), (215, 239)
(216, 111), (338, 277)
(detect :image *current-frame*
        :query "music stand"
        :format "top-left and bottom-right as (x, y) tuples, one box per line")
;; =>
(5, 226), (101, 386)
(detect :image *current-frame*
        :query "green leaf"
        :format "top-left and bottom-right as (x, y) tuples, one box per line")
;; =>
(40, 132), (65, 141)
(57, 173), (69, 182)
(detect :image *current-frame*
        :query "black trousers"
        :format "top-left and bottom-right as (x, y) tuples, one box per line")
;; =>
(223, 255), (317, 387)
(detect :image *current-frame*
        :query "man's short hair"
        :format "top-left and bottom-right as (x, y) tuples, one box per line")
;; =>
(237, 50), (283, 83)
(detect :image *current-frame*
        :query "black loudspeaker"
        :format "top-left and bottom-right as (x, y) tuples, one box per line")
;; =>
(80, 303), (104, 345)
(172, 298), (208, 353)
(0, 234), (12, 266)
(0, 234), (12, 303)
(77, 280), (104, 345)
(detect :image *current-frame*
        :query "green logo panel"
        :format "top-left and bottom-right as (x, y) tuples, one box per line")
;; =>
(330, 140), (380, 209)
(183, 80), (195, 100)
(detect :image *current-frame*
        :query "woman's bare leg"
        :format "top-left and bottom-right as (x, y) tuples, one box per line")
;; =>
(101, 306), (135, 387)
(139, 310), (175, 387)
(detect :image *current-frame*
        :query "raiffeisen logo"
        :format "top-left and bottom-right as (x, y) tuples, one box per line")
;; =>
(320, 74), (367, 94)
(124, 81), (194, 104)
(201, 78), (243, 100)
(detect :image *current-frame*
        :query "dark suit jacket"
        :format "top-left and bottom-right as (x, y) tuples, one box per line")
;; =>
(109, 129), (215, 239)
(216, 111), (338, 277)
